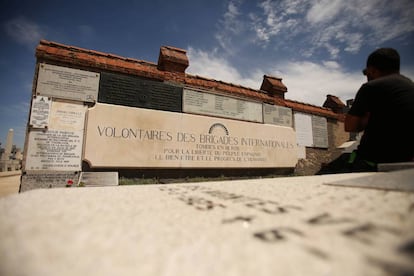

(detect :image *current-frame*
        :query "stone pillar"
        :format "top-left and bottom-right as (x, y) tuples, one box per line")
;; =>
(1, 129), (13, 161)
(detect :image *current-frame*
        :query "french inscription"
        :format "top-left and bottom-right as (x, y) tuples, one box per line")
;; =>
(29, 96), (51, 128)
(294, 112), (313, 147)
(263, 104), (292, 127)
(183, 88), (263, 123)
(158, 183), (412, 272)
(25, 130), (83, 170)
(98, 72), (182, 112)
(49, 101), (87, 131)
(36, 63), (99, 102)
(20, 171), (79, 192)
(84, 104), (298, 168)
(312, 115), (328, 148)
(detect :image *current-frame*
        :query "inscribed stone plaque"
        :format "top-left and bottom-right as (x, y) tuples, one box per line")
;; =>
(311, 115), (328, 148)
(79, 172), (119, 187)
(36, 63), (99, 102)
(48, 101), (87, 131)
(294, 112), (313, 147)
(183, 89), (263, 123)
(20, 171), (80, 192)
(263, 103), (292, 127)
(29, 96), (51, 128)
(98, 72), (182, 112)
(25, 130), (83, 170)
(84, 103), (297, 168)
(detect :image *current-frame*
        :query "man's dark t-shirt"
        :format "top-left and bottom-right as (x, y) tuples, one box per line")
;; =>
(348, 74), (414, 163)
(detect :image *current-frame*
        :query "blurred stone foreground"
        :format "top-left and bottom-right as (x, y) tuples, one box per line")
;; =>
(0, 169), (413, 276)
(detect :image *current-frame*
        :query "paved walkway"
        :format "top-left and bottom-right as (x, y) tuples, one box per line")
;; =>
(0, 171), (21, 198)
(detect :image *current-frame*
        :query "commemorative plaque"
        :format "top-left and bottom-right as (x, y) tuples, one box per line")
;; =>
(311, 115), (328, 148)
(294, 112), (313, 147)
(263, 103), (292, 127)
(25, 101), (87, 171)
(36, 63), (100, 102)
(48, 101), (87, 131)
(183, 88), (263, 123)
(29, 96), (51, 128)
(84, 103), (297, 168)
(98, 72), (182, 112)
(25, 129), (83, 171)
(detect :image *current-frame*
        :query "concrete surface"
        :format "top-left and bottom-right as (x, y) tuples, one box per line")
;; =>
(0, 172), (413, 276)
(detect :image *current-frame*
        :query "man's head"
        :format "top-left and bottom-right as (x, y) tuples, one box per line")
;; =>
(363, 48), (400, 81)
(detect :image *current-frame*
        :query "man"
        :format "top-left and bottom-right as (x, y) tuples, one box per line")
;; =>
(317, 48), (414, 174)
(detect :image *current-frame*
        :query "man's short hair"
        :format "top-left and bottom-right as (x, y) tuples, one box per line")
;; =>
(366, 48), (400, 73)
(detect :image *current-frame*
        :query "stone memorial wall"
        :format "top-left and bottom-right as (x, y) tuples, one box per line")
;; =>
(21, 41), (339, 190)
(84, 104), (297, 168)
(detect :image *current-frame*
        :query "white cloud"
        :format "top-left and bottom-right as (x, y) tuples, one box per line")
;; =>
(276, 61), (364, 105)
(219, 0), (414, 59)
(187, 47), (262, 89)
(306, 0), (343, 24)
(215, 0), (244, 55)
(4, 16), (45, 48)
(186, 47), (365, 106)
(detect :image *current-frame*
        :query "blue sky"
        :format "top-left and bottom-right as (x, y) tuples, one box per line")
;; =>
(1, 0), (414, 149)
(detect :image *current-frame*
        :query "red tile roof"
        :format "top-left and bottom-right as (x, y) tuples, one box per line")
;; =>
(35, 40), (342, 120)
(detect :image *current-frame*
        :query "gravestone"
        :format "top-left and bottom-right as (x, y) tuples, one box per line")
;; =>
(2, 172), (413, 275)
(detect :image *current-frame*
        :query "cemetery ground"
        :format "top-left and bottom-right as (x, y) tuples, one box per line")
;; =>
(0, 171), (20, 197)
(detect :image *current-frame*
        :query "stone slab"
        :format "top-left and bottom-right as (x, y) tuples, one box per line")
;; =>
(36, 63), (99, 102)
(79, 172), (119, 187)
(183, 88), (263, 123)
(19, 171), (80, 192)
(83, 103), (297, 168)
(98, 72), (182, 112)
(377, 162), (414, 172)
(294, 112), (313, 147)
(25, 101), (87, 171)
(325, 168), (414, 192)
(29, 96), (51, 128)
(311, 115), (328, 148)
(263, 103), (292, 127)
(25, 129), (83, 171)
(1, 172), (413, 275)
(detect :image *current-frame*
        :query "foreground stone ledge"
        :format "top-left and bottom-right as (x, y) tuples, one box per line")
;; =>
(0, 172), (413, 276)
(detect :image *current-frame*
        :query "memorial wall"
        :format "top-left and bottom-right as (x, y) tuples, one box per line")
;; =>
(24, 62), (304, 174)
(21, 41), (343, 191)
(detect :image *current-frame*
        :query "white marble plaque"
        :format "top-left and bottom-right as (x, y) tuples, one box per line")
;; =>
(263, 104), (292, 127)
(294, 112), (313, 147)
(183, 88), (263, 122)
(84, 103), (297, 168)
(29, 96), (51, 128)
(36, 63), (100, 102)
(49, 101), (87, 131)
(312, 115), (328, 148)
(25, 129), (83, 170)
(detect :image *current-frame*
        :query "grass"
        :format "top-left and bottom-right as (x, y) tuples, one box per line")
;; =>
(119, 173), (294, 185)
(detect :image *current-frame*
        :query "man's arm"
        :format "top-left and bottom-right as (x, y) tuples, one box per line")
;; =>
(344, 112), (370, 132)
